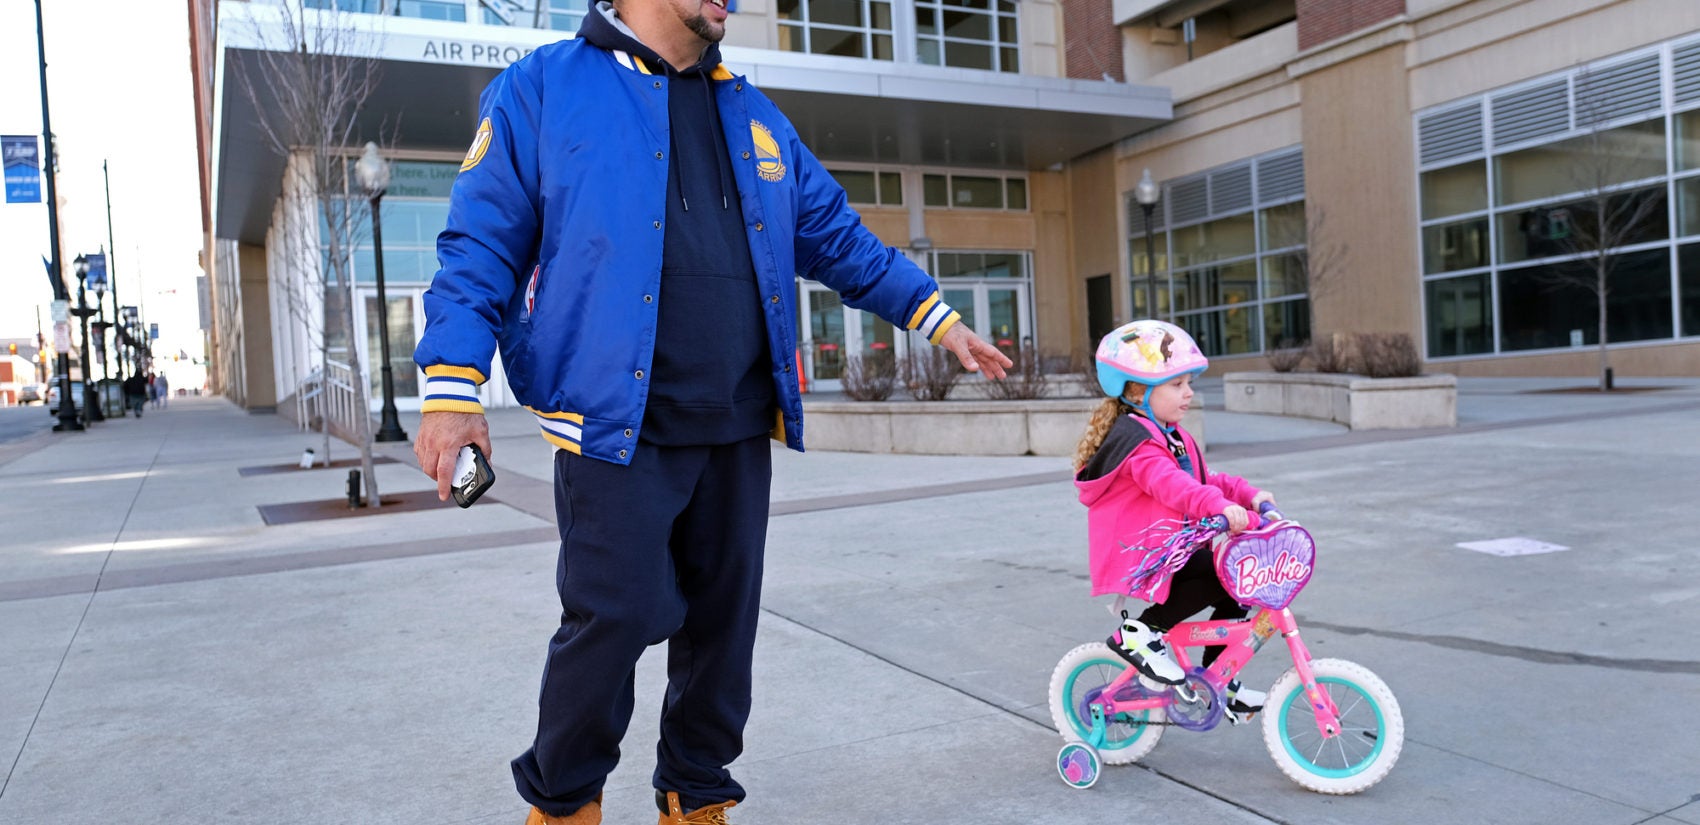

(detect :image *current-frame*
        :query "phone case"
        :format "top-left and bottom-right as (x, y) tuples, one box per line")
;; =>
(451, 444), (495, 508)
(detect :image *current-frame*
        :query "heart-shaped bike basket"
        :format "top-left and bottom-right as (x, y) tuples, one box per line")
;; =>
(1214, 520), (1316, 609)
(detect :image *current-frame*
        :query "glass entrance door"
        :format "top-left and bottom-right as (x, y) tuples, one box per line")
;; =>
(354, 288), (424, 411)
(800, 284), (910, 392)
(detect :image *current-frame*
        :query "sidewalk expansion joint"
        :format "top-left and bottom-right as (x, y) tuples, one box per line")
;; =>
(1306, 620), (1700, 673)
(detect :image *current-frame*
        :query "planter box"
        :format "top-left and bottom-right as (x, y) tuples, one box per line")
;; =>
(1223, 371), (1456, 430)
(800, 397), (1206, 456)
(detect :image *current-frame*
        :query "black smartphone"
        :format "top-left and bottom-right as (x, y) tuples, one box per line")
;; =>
(451, 444), (495, 508)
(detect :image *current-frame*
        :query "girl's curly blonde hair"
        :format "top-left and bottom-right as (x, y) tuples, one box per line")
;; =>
(1072, 396), (1136, 472)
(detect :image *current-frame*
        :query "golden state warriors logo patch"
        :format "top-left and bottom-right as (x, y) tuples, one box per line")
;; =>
(461, 117), (492, 172)
(751, 121), (785, 183)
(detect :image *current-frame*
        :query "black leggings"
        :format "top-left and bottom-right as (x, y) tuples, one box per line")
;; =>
(1137, 549), (1248, 667)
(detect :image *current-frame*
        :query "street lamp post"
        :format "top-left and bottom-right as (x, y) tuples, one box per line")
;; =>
(1134, 169), (1162, 322)
(34, 0), (80, 433)
(72, 255), (103, 423)
(91, 252), (116, 416)
(356, 142), (408, 443)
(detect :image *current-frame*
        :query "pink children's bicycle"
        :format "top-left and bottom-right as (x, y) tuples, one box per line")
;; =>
(1049, 506), (1404, 794)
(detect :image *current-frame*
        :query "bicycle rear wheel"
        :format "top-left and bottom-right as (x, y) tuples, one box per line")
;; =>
(1261, 658), (1403, 794)
(1048, 643), (1164, 765)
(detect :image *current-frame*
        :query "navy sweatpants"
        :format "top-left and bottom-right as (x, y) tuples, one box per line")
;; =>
(512, 436), (772, 815)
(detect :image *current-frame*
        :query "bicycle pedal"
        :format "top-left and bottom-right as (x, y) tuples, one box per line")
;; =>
(1225, 710), (1258, 726)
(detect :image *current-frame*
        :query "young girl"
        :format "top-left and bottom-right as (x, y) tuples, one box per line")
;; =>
(1073, 319), (1275, 714)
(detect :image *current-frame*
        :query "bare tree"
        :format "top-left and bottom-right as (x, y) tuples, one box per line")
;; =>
(233, 1), (391, 504)
(1265, 204), (1346, 355)
(1532, 65), (1668, 391)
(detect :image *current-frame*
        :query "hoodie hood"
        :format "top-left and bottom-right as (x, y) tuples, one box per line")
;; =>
(578, 1), (724, 74)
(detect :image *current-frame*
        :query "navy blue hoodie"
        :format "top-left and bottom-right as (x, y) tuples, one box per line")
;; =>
(578, 3), (775, 446)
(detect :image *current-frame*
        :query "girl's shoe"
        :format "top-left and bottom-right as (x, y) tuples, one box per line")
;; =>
(1225, 679), (1266, 724)
(1108, 616), (1186, 685)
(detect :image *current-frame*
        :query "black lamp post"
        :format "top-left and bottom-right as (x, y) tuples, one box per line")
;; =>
(356, 142), (408, 443)
(34, 0), (80, 433)
(91, 252), (115, 416)
(1134, 169), (1162, 322)
(72, 255), (103, 423)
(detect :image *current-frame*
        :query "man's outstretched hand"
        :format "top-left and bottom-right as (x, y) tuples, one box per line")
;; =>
(415, 411), (493, 501)
(938, 323), (1014, 380)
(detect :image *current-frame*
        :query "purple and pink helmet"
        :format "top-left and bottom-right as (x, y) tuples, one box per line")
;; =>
(1095, 319), (1209, 400)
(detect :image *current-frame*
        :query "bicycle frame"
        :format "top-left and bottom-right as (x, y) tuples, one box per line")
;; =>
(1087, 607), (1345, 739)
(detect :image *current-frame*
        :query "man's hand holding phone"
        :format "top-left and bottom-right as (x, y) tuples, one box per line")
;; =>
(415, 411), (494, 503)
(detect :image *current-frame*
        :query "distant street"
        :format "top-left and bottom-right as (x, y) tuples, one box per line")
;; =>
(0, 404), (53, 445)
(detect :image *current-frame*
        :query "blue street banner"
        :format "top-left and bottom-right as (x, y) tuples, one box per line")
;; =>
(149, 323), (159, 341)
(86, 253), (107, 291)
(4, 136), (42, 203)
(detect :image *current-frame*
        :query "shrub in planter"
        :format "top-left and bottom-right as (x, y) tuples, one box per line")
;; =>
(1357, 332), (1422, 378)
(983, 346), (1046, 400)
(903, 347), (963, 401)
(1309, 335), (1354, 374)
(841, 353), (898, 401)
(1267, 339), (1307, 373)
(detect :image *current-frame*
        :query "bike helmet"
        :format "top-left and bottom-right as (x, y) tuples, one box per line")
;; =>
(1095, 319), (1208, 424)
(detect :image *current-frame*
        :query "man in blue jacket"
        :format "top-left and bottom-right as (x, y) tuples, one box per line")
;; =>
(413, 1), (1011, 823)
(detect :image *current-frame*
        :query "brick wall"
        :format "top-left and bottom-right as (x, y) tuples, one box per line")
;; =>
(1297, 0), (1405, 51)
(1062, 0), (1124, 82)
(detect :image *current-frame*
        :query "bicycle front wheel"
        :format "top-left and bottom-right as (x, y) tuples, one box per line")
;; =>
(1048, 643), (1164, 765)
(1261, 658), (1403, 794)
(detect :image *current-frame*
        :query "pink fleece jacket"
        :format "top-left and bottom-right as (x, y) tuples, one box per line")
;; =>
(1076, 414), (1261, 600)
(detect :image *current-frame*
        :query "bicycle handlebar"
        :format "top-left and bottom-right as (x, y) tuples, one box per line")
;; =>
(1201, 502), (1286, 534)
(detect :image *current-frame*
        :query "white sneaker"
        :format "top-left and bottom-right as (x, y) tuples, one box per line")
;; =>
(1108, 616), (1186, 685)
(1226, 679), (1266, 714)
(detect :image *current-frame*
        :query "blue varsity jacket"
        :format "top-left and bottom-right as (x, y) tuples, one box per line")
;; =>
(414, 35), (961, 465)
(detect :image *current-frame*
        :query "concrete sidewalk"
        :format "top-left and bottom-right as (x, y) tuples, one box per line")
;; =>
(2, 378), (1698, 825)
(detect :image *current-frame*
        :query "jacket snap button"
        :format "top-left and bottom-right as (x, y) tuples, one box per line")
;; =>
(635, 370), (644, 379)
(655, 151), (663, 160)
(653, 220), (661, 229)
(742, 151), (750, 160)
(643, 294), (653, 303)
(619, 449), (629, 458)
(754, 222), (764, 231)
(783, 363), (791, 372)
(770, 295), (780, 303)
(623, 428), (633, 438)
(653, 81), (662, 89)
(735, 83), (743, 91)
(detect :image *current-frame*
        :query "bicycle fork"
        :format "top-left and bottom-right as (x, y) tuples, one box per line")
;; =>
(1271, 608), (1345, 738)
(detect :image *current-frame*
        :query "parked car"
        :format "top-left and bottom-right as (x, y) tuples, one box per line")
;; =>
(44, 377), (84, 415)
(17, 384), (42, 404)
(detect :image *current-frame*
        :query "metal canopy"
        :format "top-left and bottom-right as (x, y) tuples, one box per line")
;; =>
(215, 41), (1171, 244)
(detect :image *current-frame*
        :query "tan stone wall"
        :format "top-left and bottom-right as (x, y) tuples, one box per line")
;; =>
(1409, 0), (1700, 111)
(858, 208), (911, 247)
(921, 211), (1038, 249)
(1031, 169), (1074, 358)
(1298, 44), (1422, 340)
(237, 243), (277, 410)
(1439, 342), (1700, 377)
(1060, 149), (1118, 359)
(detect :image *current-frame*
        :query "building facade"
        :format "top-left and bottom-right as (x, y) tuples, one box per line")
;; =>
(189, 0), (1699, 419)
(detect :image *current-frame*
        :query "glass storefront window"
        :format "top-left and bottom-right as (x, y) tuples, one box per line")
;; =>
(1495, 185), (1668, 264)
(1493, 119), (1665, 206)
(1677, 176), (1700, 238)
(1425, 273), (1493, 357)
(880, 172), (903, 205)
(1169, 213), (1255, 269)
(778, 0), (895, 61)
(1005, 178), (1027, 210)
(1177, 307), (1259, 357)
(923, 174), (948, 207)
(921, 172), (1026, 209)
(952, 175), (1004, 208)
(1128, 233), (1169, 277)
(1422, 217), (1490, 274)
(1262, 298), (1310, 350)
(1262, 253), (1307, 299)
(365, 295), (419, 399)
(831, 170), (878, 204)
(1420, 161), (1487, 220)
(1498, 248), (1671, 350)
(1259, 201), (1306, 251)
(915, 0), (1018, 72)
(1681, 242), (1700, 336)
(1173, 259), (1256, 313)
(1676, 109), (1700, 171)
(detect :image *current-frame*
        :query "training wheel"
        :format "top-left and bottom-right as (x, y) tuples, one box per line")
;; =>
(1057, 740), (1102, 789)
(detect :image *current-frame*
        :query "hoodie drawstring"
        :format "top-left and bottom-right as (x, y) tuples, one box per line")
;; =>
(662, 62), (733, 213)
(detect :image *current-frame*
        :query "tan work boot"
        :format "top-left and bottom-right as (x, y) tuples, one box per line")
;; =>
(524, 793), (602, 825)
(657, 790), (736, 824)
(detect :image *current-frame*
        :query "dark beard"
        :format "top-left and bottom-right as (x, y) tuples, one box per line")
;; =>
(684, 12), (723, 43)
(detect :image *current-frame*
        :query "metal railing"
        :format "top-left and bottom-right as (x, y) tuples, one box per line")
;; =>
(295, 359), (363, 442)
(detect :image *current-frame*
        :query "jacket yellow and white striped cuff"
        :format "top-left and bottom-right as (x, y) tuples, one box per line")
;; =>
(420, 365), (486, 414)
(905, 291), (961, 345)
